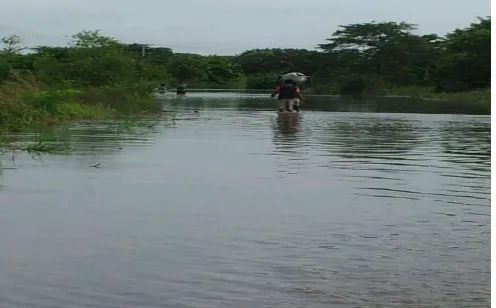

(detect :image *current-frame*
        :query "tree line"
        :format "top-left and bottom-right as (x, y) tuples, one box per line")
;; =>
(0, 17), (490, 95)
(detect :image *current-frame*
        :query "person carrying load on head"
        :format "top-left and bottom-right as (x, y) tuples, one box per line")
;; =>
(271, 79), (303, 112)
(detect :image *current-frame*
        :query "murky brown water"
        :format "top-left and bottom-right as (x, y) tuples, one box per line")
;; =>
(0, 94), (491, 307)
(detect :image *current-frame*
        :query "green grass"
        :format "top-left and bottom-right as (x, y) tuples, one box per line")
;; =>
(0, 77), (162, 133)
(0, 79), (114, 132)
(0, 77), (164, 157)
(76, 82), (161, 114)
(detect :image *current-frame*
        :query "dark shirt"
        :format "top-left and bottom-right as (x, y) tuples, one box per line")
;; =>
(274, 84), (300, 99)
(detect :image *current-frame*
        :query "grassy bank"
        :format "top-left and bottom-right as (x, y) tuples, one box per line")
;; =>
(183, 84), (490, 115)
(0, 77), (163, 157)
(380, 87), (491, 115)
(385, 86), (490, 103)
(0, 78), (160, 133)
(294, 83), (491, 115)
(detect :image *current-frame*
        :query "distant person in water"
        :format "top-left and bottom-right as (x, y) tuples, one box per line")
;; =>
(157, 83), (167, 93)
(176, 81), (187, 95)
(271, 79), (302, 112)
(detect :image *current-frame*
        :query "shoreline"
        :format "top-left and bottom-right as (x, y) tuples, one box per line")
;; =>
(182, 87), (489, 98)
(1, 82), (489, 135)
(171, 87), (490, 102)
(157, 87), (490, 115)
(0, 79), (161, 134)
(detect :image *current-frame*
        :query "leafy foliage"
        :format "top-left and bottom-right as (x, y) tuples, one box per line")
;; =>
(433, 17), (491, 91)
(0, 17), (490, 97)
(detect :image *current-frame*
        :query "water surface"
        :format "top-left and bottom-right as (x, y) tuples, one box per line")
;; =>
(0, 93), (491, 307)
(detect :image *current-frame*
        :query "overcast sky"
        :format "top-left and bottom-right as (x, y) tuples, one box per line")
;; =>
(0, 0), (490, 55)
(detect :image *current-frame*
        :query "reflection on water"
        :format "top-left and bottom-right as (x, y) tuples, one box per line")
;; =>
(0, 93), (490, 308)
(317, 117), (424, 158)
(274, 113), (302, 135)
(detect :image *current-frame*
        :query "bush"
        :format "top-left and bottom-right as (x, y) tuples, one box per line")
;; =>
(245, 74), (278, 89)
(337, 75), (385, 96)
(24, 89), (82, 114)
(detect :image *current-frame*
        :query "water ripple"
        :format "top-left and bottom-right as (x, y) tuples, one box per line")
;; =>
(0, 100), (490, 307)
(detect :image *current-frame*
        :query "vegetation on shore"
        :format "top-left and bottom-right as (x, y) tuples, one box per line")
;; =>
(0, 16), (491, 136)
(0, 30), (166, 134)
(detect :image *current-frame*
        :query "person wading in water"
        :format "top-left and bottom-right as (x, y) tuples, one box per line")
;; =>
(176, 81), (187, 95)
(271, 79), (303, 112)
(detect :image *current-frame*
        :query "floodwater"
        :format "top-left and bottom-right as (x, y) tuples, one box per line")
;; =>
(0, 93), (491, 307)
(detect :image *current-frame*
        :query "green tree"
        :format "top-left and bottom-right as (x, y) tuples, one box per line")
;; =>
(69, 30), (121, 48)
(434, 17), (490, 92)
(1, 34), (26, 54)
(33, 31), (155, 87)
(234, 48), (319, 75)
(0, 34), (33, 82)
(318, 22), (418, 77)
(316, 21), (444, 93)
(204, 55), (240, 84)
(0, 18), (490, 96)
(166, 54), (208, 82)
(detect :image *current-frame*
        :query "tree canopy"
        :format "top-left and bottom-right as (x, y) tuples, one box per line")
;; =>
(0, 17), (490, 95)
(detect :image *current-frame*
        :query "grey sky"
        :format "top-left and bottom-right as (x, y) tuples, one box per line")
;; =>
(0, 0), (490, 55)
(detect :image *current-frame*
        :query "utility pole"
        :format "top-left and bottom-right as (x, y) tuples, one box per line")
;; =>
(141, 44), (155, 57)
